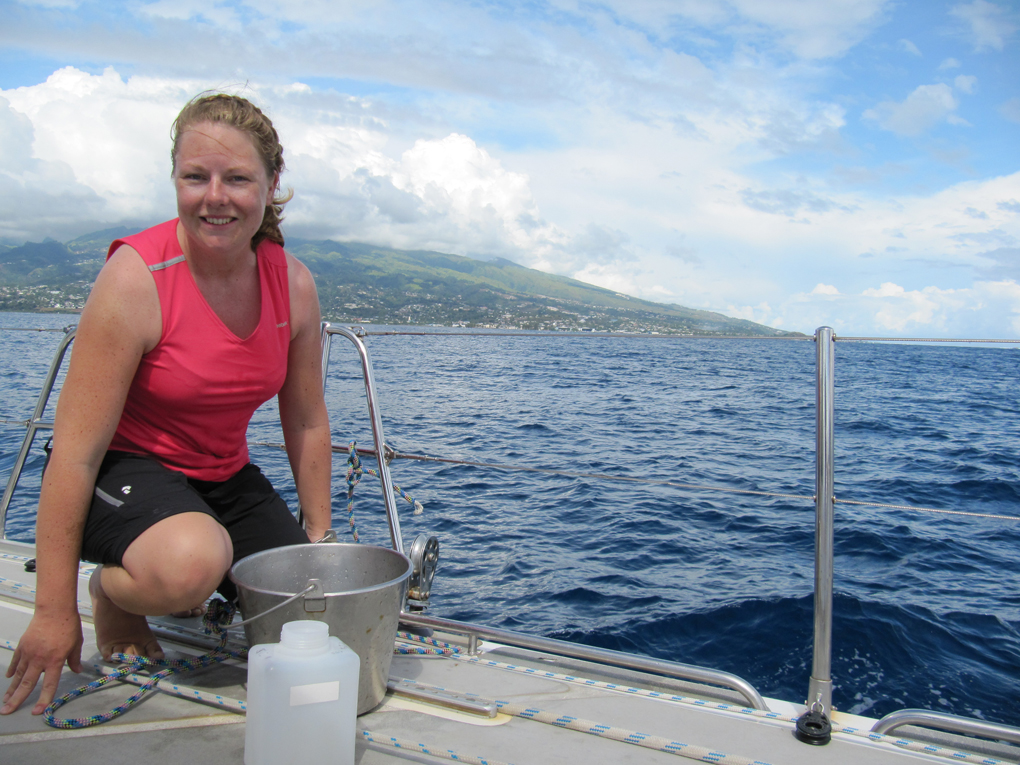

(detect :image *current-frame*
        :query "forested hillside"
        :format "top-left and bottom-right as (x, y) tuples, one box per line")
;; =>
(0, 229), (798, 336)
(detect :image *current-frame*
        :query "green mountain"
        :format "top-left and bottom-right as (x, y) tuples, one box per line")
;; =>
(0, 228), (798, 336)
(288, 239), (796, 335)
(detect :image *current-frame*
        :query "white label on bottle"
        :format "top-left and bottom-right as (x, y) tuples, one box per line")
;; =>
(290, 680), (341, 706)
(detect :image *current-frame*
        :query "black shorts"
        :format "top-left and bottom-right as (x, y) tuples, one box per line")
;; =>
(81, 451), (309, 599)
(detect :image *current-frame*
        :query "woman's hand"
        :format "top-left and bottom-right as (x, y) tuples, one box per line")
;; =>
(305, 525), (331, 543)
(2, 607), (83, 715)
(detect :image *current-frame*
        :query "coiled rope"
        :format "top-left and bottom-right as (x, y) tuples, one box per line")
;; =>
(41, 600), (245, 729)
(345, 440), (423, 542)
(21, 583), (312, 729)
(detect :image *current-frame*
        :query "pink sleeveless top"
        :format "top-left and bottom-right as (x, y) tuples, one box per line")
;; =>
(106, 219), (291, 481)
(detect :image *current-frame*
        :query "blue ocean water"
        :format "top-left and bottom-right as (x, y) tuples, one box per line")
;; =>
(2, 313), (1018, 726)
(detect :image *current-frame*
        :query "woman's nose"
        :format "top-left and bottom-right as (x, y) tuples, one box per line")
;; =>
(206, 176), (228, 204)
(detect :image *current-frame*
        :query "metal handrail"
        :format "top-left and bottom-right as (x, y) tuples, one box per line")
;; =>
(873, 709), (1020, 746)
(808, 327), (835, 715)
(320, 323), (405, 554)
(0, 326), (76, 538)
(398, 610), (770, 711)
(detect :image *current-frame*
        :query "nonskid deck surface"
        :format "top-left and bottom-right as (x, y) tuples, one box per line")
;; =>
(0, 542), (1015, 765)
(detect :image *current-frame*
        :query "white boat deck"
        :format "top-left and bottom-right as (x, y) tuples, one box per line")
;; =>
(1, 540), (1016, 765)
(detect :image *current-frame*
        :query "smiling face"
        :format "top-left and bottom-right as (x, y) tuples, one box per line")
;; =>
(173, 121), (277, 259)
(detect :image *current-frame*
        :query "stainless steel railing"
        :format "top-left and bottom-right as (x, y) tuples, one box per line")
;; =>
(320, 323), (405, 554)
(0, 326), (75, 536)
(873, 709), (1020, 744)
(397, 610), (770, 710)
(809, 327), (835, 716)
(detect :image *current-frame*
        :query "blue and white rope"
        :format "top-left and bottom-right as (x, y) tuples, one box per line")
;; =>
(6, 600), (246, 729)
(345, 440), (424, 543)
(0, 574), (36, 597)
(395, 630), (462, 655)
(0, 552), (34, 563)
(86, 661), (247, 713)
(360, 729), (516, 765)
(392, 638), (1013, 765)
(388, 676), (772, 765)
(458, 660), (1012, 765)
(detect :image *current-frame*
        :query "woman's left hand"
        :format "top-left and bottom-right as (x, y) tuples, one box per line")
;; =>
(305, 526), (331, 543)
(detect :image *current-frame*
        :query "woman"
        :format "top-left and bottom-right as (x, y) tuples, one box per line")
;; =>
(2, 93), (332, 716)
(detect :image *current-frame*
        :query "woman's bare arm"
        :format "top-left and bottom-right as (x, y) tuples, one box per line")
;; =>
(278, 254), (332, 542)
(2, 246), (160, 715)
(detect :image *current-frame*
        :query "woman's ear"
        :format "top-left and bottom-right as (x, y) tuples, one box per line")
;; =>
(267, 172), (280, 205)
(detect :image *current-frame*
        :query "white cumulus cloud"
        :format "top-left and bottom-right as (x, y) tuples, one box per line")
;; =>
(863, 83), (960, 136)
(954, 75), (977, 94)
(1001, 98), (1020, 125)
(2, 66), (197, 234)
(898, 38), (922, 56)
(727, 0), (892, 59)
(776, 280), (1020, 337)
(950, 0), (1018, 52)
(0, 67), (571, 264)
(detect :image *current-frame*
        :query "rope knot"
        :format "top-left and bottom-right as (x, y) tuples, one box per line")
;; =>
(346, 441), (362, 542)
(203, 598), (238, 638)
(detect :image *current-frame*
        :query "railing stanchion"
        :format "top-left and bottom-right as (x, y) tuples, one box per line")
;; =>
(322, 325), (405, 554)
(0, 326), (76, 539)
(320, 321), (334, 392)
(808, 326), (836, 717)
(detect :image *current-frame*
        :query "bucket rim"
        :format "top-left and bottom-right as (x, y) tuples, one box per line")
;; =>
(227, 542), (413, 599)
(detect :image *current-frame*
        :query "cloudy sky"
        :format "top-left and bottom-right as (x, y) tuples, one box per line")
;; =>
(1, 0), (1018, 337)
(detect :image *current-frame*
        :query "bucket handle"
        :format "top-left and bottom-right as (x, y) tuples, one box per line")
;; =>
(226, 581), (323, 630)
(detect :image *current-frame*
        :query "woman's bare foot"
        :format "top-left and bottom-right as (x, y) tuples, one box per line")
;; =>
(89, 566), (165, 662)
(170, 605), (207, 619)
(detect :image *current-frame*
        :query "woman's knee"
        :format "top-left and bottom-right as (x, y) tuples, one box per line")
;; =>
(121, 513), (232, 604)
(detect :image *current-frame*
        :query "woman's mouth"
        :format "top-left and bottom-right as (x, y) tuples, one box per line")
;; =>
(203, 216), (234, 225)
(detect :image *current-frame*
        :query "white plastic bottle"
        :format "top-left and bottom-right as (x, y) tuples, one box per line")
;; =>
(245, 620), (360, 765)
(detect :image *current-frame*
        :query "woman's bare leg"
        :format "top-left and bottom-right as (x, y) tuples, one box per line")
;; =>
(89, 566), (164, 660)
(90, 512), (232, 660)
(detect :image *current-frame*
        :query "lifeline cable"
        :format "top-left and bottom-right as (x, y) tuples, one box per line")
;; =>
(249, 439), (1020, 523)
(334, 444), (1020, 523)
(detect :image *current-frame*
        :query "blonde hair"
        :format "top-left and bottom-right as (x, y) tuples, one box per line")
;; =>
(171, 93), (293, 249)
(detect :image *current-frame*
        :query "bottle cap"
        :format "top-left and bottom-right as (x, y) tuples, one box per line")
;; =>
(280, 620), (329, 651)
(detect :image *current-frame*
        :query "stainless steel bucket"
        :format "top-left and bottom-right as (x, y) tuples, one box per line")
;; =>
(229, 543), (412, 714)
